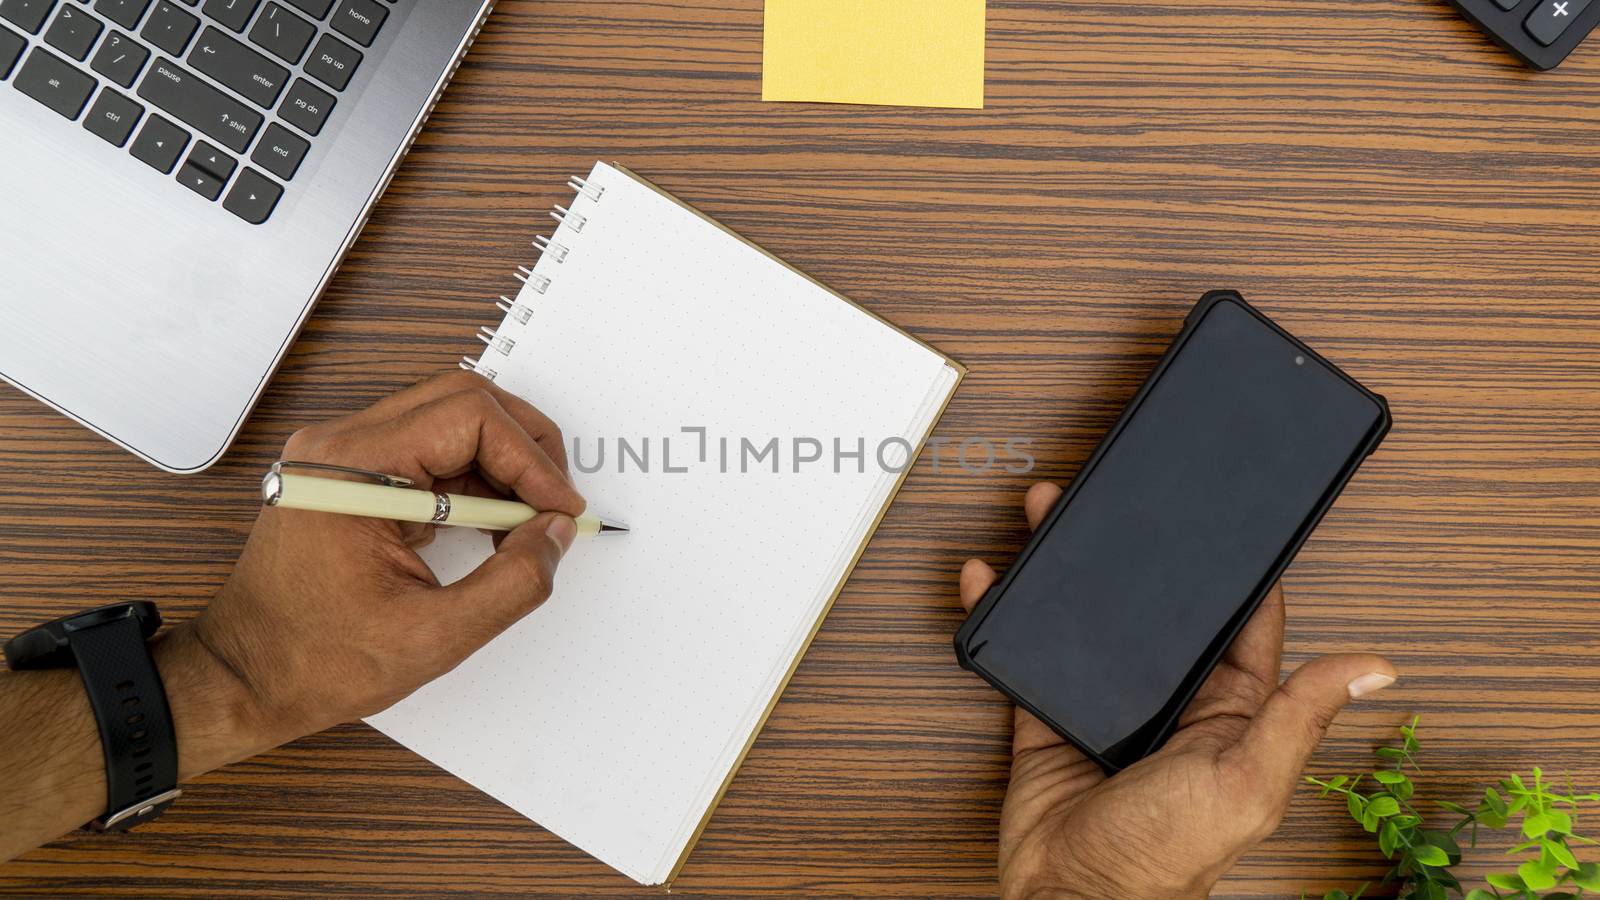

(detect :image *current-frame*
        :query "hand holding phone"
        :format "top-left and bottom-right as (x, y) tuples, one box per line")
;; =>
(957, 291), (1393, 771)
(956, 484), (1397, 899)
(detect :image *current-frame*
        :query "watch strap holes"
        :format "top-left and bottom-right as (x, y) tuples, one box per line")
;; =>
(122, 695), (140, 707)
(115, 680), (134, 692)
(125, 712), (144, 726)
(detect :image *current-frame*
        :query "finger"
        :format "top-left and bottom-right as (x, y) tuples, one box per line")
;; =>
(1022, 482), (1062, 531)
(358, 389), (585, 516)
(1219, 582), (1286, 702)
(959, 558), (998, 612)
(1222, 653), (1397, 796)
(1013, 706), (1086, 759)
(433, 512), (576, 636)
(336, 371), (572, 477)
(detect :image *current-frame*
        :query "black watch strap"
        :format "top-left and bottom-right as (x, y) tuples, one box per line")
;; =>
(69, 616), (181, 831)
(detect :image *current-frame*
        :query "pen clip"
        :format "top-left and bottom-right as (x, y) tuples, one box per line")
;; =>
(262, 458), (416, 499)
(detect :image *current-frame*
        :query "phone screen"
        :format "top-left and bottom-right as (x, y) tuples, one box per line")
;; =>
(963, 298), (1385, 765)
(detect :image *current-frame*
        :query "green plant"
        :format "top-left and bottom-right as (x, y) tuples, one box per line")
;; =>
(1306, 717), (1600, 900)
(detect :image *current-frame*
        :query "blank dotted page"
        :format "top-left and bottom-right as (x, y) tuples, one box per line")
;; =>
(364, 163), (958, 885)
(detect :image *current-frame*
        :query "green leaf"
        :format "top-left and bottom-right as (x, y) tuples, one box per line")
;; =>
(1379, 820), (1399, 858)
(1464, 891), (1499, 900)
(1348, 791), (1365, 821)
(1413, 844), (1450, 867)
(1362, 807), (1380, 833)
(1486, 871), (1526, 890)
(1574, 861), (1600, 890)
(1438, 800), (1470, 815)
(1549, 809), (1574, 834)
(1374, 770), (1407, 785)
(1323, 892), (1350, 900)
(1376, 747), (1407, 761)
(1520, 857), (1558, 890)
(1422, 829), (1461, 862)
(1548, 836), (1579, 869)
(1486, 787), (1509, 817)
(1524, 811), (1554, 838)
(1327, 775), (1349, 791)
(1369, 796), (1402, 818)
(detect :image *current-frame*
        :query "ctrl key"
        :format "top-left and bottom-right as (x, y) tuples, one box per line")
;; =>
(223, 168), (282, 224)
(83, 88), (145, 147)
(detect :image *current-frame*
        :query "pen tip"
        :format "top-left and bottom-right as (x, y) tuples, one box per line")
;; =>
(599, 520), (630, 534)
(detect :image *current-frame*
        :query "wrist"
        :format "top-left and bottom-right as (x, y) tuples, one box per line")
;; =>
(151, 622), (281, 779)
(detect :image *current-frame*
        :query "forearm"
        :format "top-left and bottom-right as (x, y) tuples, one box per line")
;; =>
(0, 622), (270, 862)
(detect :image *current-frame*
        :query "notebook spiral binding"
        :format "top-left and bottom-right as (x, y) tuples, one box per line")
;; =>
(460, 174), (607, 379)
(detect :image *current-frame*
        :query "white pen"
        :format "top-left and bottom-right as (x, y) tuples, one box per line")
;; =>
(260, 461), (628, 536)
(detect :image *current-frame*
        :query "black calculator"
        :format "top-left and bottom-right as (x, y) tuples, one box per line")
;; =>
(1450, 0), (1600, 69)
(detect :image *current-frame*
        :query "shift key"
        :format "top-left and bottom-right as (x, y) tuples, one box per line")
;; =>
(137, 57), (261, 152)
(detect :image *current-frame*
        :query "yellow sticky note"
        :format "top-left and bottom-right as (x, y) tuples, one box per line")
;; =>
(762, 0), (986, 109)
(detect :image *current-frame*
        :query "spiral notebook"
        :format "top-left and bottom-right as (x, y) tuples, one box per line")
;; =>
(364, 162), (963, 885)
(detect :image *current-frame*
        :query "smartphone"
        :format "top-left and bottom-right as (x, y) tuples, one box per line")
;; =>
(954, 290), (1391, 772)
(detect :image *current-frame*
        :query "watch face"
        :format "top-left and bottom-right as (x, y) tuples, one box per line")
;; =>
(3, 602), (161, 670)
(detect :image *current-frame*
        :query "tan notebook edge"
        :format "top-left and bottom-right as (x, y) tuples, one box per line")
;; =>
(602, 165), (967, 888)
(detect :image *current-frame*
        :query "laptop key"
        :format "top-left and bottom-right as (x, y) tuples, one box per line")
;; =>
(0, 0), (57, 33)
(82, 85), (143, 145)
(189, 25), (287, 106)
(223, 167), (281, 223)
(90, 29), (148, 85)
(328, 0), (381, 47)
(129, 111), (187, 171)
(176, 158), (224, 199)
(303, 32), (357, 90)
(140, 0), (194, 54)
(282, 0), (328, 18)
(12, 46), (95, 117)
(137, 56), (261, 151)
(250, 120), (306, 179)
(200, 0), (258, 31)
(277, 76), (331, 135)
(185, 138), (233, 178)
(0, 24), (24, 77)
(248, 2), (312, 63)
(44, 4), (103, 60)
(94, 0), (150, 29)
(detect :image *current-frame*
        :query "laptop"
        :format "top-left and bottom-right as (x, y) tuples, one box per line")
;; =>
(0, 0), (494, 472)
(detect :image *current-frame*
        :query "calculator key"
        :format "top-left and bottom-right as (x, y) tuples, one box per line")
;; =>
(137, 56), (261, 151)
(283, 0), (327, 17)
(44, 4), (103, 60)
(90, 29), (147, 85)
(12, 46), (95, 117)
(1525, 0), (1593, 44)
(329, 0), (380, 46)
(140, 0), (194, 54)
(276, 75), (331, 135)
(82, 85), (143, 145)
(0, 0), (57, 33)
(249, 120), (306, 179)
(248, 1), (312, 63)
(302, 32), (357, 89)
(128, 110), (187, 171)
(223, 167), (280, 223)
(176, 158), (223, 199)
(188, 25), (287, 106)
(94, 0), (149, 28)
(0, 23), (24, 77)
(200, 0), (257, 31)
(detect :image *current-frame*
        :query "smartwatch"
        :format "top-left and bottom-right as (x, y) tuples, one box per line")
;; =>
(4, 602), (181, 831)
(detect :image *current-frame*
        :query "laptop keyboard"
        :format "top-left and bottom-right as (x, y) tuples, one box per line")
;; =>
(0, 0), (392, 224)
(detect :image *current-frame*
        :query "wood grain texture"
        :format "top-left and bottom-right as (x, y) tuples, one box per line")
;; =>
(3, 0), (1599, 895)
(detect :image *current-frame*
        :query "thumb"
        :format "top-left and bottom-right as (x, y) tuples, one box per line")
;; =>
(435, 512), (577, 636)
(1226, 653), (1397, 793)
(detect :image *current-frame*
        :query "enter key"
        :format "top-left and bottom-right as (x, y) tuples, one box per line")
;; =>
(188, 26), (289, 108)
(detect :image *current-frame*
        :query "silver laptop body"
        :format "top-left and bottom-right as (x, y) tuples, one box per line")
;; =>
(0, 0), (493, 472)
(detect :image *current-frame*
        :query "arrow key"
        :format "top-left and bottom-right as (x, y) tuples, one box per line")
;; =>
(177, 159), (225, 200)
(223, 167), (281, 224)
(184, 139), (235, 180)
(130, 112), (189, 173)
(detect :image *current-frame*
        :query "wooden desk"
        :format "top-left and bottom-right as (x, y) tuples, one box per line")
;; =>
(4, 0), (1599, 895)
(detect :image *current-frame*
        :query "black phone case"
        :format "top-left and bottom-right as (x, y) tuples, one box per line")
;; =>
(953, 290), (1392, 772)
